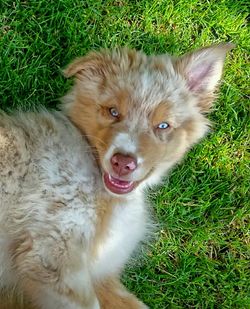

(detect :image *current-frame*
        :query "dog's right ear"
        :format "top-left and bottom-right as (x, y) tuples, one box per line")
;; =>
(174, 43), (235, 94)
(173, 42), (235, 112)
(63, 51), (113, 82)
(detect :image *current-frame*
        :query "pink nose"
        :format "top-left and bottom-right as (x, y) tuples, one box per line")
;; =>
(110, 153), (137, 176)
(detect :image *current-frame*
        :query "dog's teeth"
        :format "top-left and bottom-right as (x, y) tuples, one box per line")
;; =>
(107, 174), (133, 188)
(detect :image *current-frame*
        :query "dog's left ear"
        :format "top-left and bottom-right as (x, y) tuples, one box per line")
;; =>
(174, 43), (235, 111)
(63, 51), (112, 82)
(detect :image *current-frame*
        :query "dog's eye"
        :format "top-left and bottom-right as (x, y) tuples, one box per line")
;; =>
(109, 107), (119, 118)
(157, 122), (169, 129)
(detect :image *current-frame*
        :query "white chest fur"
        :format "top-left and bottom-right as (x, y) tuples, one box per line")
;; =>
(91, 195), (147, 280)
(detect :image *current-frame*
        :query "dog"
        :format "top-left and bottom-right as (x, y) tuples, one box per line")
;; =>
(0, 43), (234, 309)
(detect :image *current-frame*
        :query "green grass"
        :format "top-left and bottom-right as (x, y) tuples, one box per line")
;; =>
(1, 0), (249, 308)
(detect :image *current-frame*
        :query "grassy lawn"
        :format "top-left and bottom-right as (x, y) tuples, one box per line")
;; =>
(1, 0), (249, 308)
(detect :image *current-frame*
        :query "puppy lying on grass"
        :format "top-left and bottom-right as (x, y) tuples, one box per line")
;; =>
(0, 43), (234, 309)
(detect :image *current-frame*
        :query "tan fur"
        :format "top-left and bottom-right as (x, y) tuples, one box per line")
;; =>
(0, 44), (234, 309)
(95, 278), (146, 309)
(0, 289), (35, 309)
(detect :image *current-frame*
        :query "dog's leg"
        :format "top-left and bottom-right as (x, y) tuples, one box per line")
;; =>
(95, 277), (148, 309)
(10, 233), (100, 309)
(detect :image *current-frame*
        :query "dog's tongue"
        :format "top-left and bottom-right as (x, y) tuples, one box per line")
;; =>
(103, 173), (135, 194)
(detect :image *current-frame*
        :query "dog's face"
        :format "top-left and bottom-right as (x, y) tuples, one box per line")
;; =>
(63, 44), (233, 195)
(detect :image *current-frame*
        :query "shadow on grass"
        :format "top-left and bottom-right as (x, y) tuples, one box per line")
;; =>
(1, 27), (181, 112)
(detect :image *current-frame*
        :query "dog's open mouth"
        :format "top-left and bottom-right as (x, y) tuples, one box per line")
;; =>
(103, 172), (136, 194)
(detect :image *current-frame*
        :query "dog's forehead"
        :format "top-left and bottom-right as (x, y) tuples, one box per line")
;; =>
(119, 58), (188, 108)
(102, 52), (197, 127)
(122, 69), (193, 125)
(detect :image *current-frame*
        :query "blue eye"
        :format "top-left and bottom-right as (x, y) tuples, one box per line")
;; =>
(157, 122), (169, 129)
(109, 107), (119, 118)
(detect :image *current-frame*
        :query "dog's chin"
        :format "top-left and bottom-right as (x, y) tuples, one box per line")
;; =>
(102, 172), (138, 195)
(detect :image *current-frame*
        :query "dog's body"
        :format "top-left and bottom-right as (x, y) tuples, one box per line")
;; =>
(0, 44), (233, 308)
(0, 111), (147, 309)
